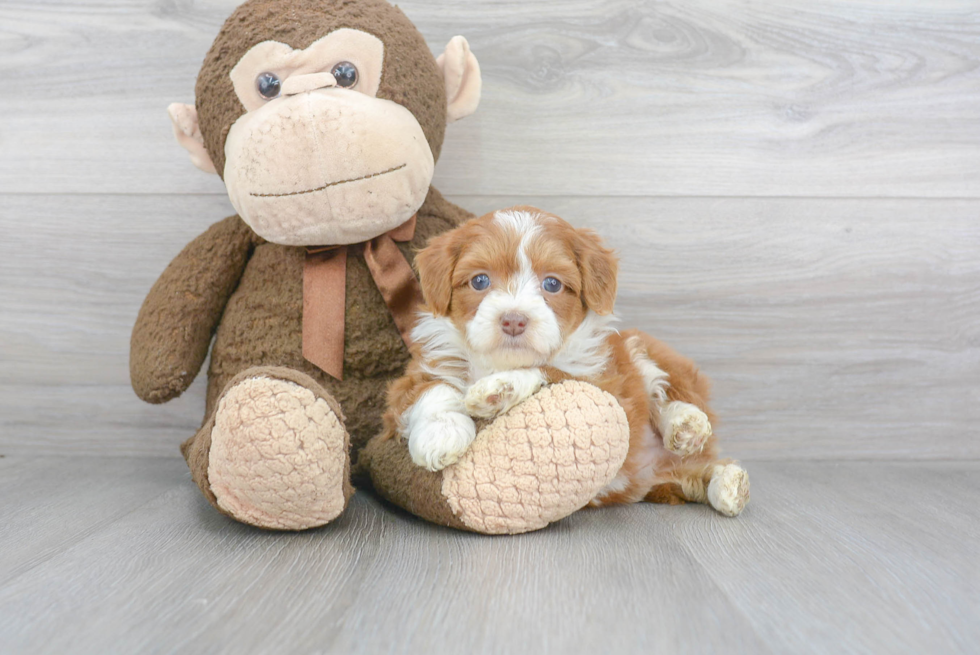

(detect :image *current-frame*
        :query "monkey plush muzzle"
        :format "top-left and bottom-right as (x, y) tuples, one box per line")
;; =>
(224, 88), (434, 247)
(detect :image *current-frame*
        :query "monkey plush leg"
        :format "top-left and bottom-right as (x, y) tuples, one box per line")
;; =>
(645, 459), (750, 517)
(181, 366), (353, 530)
(361, 380), (630, 534)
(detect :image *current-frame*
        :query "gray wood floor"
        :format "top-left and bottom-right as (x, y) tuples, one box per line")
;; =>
(2, 1), (979, 653)
(0, 456), (976, 655)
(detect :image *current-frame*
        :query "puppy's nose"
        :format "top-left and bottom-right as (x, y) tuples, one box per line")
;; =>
(501, 312), (529, 337)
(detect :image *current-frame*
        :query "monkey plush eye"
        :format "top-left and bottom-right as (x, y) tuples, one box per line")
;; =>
(331, 62), (358, 88)
(470, 274), (491, 291)
(542, 277), (563, 293)
(255, 72), (281, 99)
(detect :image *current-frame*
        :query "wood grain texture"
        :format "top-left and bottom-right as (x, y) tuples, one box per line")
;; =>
(662, 461), (980, 654)
(0, 456), (186, 585)
(0, 458), (976, 654)
(2, 194), (977, 459)
(1, 0), (978, 197)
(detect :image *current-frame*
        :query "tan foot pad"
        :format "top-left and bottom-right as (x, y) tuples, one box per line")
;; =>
(208, 376), (349, 530)
(442, 380), (630, 534)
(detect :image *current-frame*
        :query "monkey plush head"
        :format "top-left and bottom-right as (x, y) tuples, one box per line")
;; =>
(168, 0), (481, 246)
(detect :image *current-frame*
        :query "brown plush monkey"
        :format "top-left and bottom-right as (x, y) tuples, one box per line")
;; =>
(131, 0), (630, 534)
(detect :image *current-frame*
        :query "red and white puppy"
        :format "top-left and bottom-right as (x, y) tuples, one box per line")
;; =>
(383, 207), (749, 516)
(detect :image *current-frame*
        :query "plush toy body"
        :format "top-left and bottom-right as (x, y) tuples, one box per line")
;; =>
(131, 0), (630, 533)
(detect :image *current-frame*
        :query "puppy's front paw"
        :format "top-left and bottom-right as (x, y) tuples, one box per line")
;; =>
(464, 370), (546, 419)
(408, 412), (477, 472)
(464, 375), (515, 419)
(660, 401), (712, 457)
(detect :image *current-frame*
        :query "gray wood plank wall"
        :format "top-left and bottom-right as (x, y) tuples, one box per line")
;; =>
(1, 0), (978, 459)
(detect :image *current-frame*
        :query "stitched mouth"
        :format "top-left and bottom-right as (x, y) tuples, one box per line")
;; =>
(250, 163), (407, 198)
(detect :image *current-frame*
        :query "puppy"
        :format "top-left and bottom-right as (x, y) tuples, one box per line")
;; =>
(382, 207), (749, 516)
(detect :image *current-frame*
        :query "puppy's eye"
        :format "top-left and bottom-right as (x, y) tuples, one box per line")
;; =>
(542, 277), (563, 293)
(470, 274), (491, 291)
(331, 61), (358, 88)
(256, 72), (281, 99)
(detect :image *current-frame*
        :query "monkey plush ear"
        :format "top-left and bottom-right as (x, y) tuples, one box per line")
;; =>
(437, 36), (482, 123)
(167, 103), (218, 175)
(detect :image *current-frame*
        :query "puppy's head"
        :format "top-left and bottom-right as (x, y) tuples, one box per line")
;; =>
(415, 206), (618, 369)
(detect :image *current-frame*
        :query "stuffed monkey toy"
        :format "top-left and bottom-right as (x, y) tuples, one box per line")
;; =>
(131, 0), (630, 535)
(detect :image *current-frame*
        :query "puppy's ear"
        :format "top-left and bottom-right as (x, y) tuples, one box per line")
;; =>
(574, 228), (618, 315)
(415, 230), (461, 315)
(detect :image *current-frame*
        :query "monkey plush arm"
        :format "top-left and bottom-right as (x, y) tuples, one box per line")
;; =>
(130, 215), (256, 403)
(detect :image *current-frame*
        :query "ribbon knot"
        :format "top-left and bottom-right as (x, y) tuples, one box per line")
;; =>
(302, 215), (422, 380)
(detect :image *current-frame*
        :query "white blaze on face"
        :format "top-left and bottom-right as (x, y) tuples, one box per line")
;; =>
(464, 210), (563, 370)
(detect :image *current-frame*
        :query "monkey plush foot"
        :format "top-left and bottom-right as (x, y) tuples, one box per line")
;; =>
(364, 380), (630, 534)
(182, 367), (353, 530)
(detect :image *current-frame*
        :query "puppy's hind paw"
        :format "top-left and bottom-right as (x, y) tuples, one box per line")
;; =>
(661, 401), (712, 457)
(707, 463), (750, 517)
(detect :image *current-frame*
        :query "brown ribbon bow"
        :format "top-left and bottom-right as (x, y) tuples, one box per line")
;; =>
(302, 215), (422, 380)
